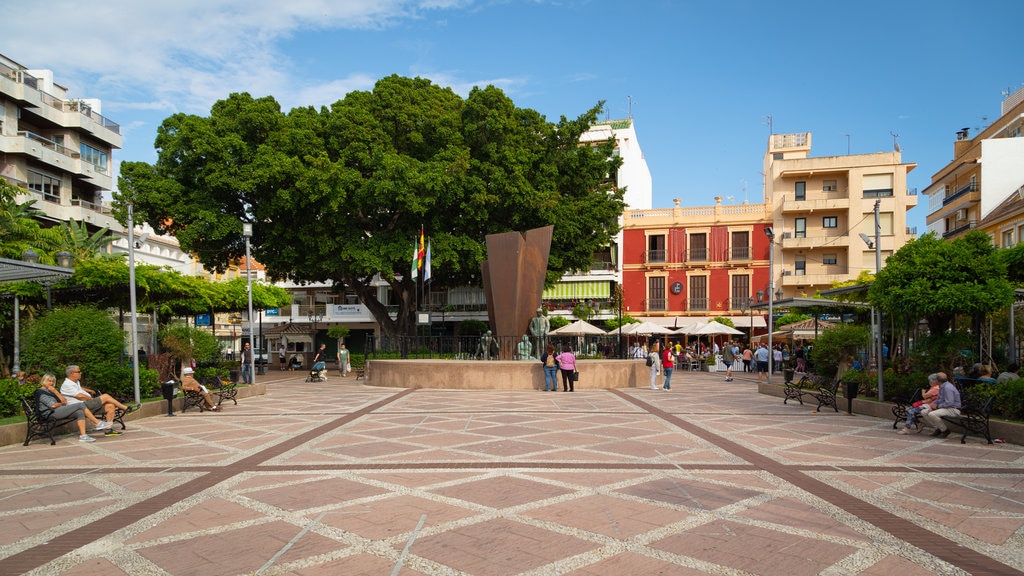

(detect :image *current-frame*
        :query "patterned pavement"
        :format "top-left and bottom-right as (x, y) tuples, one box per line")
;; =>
(1, 368), (1023, 575)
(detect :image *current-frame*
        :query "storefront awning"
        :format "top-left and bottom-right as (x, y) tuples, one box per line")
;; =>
(543, 280), (611, 300)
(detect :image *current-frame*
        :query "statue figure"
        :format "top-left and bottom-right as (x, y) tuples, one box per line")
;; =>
(517, 334), (534, 360)
(529, 308), (550, 351)
(478, 330), (494, 360)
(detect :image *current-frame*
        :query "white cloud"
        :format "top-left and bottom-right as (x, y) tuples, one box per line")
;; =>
(7, 0), (479, 115)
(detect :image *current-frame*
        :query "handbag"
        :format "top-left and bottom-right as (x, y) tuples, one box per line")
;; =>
(572, 370), (579, 382)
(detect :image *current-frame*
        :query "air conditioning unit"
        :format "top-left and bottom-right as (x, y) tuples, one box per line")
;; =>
(956, 208), (967, 220)
(823, 185), (836, 191)
(781, 232), (792, 239)
(781, 270), (792, 276)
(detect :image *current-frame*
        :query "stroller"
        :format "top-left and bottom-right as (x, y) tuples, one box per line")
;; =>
(306, 361), (327, 382)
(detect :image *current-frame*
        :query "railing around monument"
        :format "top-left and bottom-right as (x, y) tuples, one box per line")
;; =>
(364, 334), (633, 361)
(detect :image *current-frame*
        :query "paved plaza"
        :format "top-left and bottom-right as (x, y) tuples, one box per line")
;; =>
(1, 368), (1023, 575)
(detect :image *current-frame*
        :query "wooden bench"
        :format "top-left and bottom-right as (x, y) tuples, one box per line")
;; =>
(20, 397), (79, 446)
(182, 377), (238, 412)
(940, 392), (995, 444)
(784, 374), (841, 412)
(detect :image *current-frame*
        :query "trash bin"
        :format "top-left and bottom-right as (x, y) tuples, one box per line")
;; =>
(843, 380), (859, 414)
(161, 380), (178, 417)
(229, 369), (240, 384)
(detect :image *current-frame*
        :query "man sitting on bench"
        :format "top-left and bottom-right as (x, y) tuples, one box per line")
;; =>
(921, 373), (961, 438)
(60, 365), (136, 429)
(180, 367), (220, 411)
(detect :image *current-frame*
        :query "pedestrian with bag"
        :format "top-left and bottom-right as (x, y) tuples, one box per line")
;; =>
(555, 345), (577, 392)
(647, 340), (662, 390)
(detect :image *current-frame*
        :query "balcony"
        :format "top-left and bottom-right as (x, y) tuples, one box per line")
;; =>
(943, 220), (978, 238)
(687, 298), (708, 312)
(644, 249), (667, 264)
(779, 234), (849, 249)
(684, 248), (708, 263)
(943, 182), (977, 205)
(645, 298), (667, 312)
(727, 246), (750, 261)
(780, 197), (850, 214)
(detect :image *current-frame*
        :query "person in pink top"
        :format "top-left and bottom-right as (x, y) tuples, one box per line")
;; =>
(555, 346), (577, 392)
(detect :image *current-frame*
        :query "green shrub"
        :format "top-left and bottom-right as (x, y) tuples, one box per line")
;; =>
(20, 306), (143, 398)
(0, 378), (38, 418)
(993, 377), (1024, 421)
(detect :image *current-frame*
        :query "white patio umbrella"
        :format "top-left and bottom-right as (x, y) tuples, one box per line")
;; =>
(629, 321), (675, 335)
(691, 320), (744, 336)
(605, 322), (640, 335)
(550, 319), (606, 336)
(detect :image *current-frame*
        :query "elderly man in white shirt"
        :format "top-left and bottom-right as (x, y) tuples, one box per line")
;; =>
(59, 365), (135, 430)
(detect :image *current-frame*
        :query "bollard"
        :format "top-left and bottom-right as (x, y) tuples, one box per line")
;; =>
(843, 380), (859, 415)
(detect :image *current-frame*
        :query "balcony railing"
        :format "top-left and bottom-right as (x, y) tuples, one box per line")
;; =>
(727, 246), (750, 260)
(644, 249), (666, 263)
(687, 298), (708, 311)
(645, 298), (667, 311)
(943, 182), (977, 205)
(943, 220), (978, 238)
(16, 131), (79, 159)
(2, 62), (121, 135)
(686, 248), (707, 262)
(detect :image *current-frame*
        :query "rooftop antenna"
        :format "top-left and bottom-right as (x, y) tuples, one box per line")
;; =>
(974, 116), (989, 132)
(844, 133), (850, 155)
(626, 95), (635, 120)
(739, 178), (748, 204)
(890, 131), (900, 153)
(763, 114), (773, 135)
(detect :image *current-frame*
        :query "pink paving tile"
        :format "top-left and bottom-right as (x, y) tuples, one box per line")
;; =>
(288, 553), (428, 575)
(316, 494), (479, 539)
(431, 475), (572, 508)
(0, 501), (111, 546)
(409, 517), (599, 576)
(358, 471), (486, 489)
(525, 493), (693, 538)
(0, 481), (104, 512)
(889, 495), (1024, 545)
(316, 439), (425, 459)
(651, 519), (858, 576)
(232, 473), (332, 491)
(736, 496), (872, 542)
(859, 554), (957, 576)
(127, 498), (267, 543)
(523, 471), (652, 487)
(565, 551), (708, 575)
(244, 477), (388, 511)
(617, 477), (762, 510)
(457, 439), (557, 457)
(54, 557), (129, 575)
(136, 520), (346, 576)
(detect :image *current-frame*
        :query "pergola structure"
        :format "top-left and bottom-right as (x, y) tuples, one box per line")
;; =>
(0, 257), (75, 375)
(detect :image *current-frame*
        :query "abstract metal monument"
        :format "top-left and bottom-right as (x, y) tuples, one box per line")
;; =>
(480, 226), (554, 359)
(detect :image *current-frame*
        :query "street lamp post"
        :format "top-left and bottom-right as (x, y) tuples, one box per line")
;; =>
(765, 227), (776, 381)
(127, 204), (141, 406)
(242, 223), (256, 386)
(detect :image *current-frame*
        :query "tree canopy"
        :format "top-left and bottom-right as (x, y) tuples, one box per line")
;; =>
(117, 75), (625, 336)
(871, 231), (1014, 334)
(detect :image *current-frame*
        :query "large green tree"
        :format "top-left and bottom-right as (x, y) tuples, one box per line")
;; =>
(871, 231), (1014, 335)
(117, 76), (624, 336)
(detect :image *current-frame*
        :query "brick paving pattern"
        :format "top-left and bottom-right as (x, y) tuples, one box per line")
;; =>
(0, 370), (1022, 575)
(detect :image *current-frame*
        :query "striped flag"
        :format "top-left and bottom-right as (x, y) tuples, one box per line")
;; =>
(424, 240), (432, 282)
(417, 227), (426, 271)
(411, 241), (418, 279)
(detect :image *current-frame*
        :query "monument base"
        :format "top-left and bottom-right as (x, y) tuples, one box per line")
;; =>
(366, 359), (650, 390)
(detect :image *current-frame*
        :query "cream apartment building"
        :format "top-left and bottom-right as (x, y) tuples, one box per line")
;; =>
(764, 132), (918, 297)
(922, 87), (1024, 247)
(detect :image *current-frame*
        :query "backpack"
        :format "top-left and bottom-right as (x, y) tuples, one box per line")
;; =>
(545, 354), (556, 368)
(646, 355), (654, 367)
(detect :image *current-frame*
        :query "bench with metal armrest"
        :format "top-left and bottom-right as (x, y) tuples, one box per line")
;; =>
(20, 397), (79, 446)
(783, 373), (841, 413)
(181, 376), (238, 412)
(939, 392), (995, 444)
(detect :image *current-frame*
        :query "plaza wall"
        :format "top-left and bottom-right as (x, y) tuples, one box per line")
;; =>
(366, 359), (651, 390)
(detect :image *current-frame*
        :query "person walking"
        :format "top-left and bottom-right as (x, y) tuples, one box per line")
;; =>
(647, 341), (662, 390)
(722, 341), (736, 381)
(240, 342), (253, 384)
(754, 344), (770, 382)
(337, 344), (351, 377)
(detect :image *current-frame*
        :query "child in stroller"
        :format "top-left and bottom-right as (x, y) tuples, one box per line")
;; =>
(306, 360), (327, 382)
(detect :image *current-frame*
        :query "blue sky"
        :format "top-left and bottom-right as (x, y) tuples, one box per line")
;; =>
(7, 0), (1024, 234)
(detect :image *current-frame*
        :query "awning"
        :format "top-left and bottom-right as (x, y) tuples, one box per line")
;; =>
(543, 280), (611, 300)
